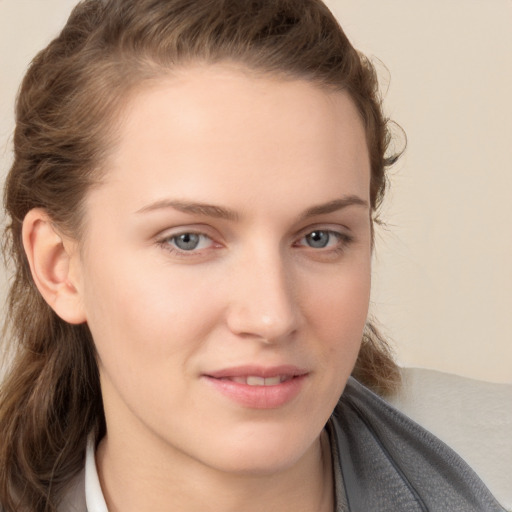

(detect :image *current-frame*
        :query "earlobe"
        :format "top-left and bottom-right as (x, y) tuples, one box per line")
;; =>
(22, 209), (87, 324)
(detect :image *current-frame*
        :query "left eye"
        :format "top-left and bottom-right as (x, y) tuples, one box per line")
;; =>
(299, 230), (342, 249)
(166, 232), (213, 251)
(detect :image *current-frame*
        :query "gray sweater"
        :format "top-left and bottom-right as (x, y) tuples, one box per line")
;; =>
(328, 377), (506, 511)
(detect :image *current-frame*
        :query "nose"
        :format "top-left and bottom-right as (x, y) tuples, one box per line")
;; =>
(225, 249), (300, 343)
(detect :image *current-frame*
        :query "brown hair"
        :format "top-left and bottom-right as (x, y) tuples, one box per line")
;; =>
(1, 0), (402, 510)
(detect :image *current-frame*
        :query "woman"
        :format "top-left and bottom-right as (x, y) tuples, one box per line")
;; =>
(0, 1), (505, 511)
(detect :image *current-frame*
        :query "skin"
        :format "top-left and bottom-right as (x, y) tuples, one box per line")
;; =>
(24, 64), (372, 512)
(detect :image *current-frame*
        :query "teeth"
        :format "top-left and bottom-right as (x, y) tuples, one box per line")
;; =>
(218, 375), (293, 386)
(246, 376), (266, 386)
(246, 376), (285, 386)
(230, 376), (248, 384)
(262, 376), (282, 386)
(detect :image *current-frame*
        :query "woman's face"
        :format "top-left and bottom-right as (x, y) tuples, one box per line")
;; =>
(73, 64), (372, 474)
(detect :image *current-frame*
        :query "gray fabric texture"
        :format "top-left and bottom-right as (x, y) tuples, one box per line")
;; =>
(333, 377), (506, 511)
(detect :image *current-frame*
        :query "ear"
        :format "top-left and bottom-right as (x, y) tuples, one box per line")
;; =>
(22, 208), (87, 324)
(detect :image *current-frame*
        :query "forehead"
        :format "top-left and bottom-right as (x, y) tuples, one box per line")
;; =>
(94, 63), (370, 216)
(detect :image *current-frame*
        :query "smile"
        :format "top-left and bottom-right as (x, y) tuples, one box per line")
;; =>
(221, 375), (292, 386)
(203, 366), (308, 409)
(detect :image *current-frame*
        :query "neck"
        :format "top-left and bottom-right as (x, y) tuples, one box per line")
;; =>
(96, 430), (333, 512)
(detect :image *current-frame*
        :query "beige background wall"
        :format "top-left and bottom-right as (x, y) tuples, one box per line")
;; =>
(325, 0), (512, 384)
(1, 0), (511, 383)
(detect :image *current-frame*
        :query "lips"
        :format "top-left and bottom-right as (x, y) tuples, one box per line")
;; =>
(203, 365), (308, 408)
(227, 375), (291, 386)
(205, 365), (307, 384)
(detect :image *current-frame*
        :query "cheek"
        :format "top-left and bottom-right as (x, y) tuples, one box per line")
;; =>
(307, 259), (371, 360)
(80, 258), (221, 419)
(80, 252), (220, 367)
(312, 258), (371, 322)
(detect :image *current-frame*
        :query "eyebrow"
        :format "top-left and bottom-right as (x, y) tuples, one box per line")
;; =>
(136, 195), (368, 221)
(136, 199), (240, 221)
(299, 196), (369, 220)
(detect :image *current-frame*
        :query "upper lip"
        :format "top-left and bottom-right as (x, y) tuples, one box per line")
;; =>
(204, 365), (309, 379)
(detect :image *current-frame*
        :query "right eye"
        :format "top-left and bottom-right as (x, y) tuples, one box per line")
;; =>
(302, 230), (335, 249)
(160, 232), (214, 253)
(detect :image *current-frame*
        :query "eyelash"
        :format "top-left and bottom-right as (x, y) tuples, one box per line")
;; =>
(294, 230), (353, 252)
(156, 228), (354, 257)
(156, 231), (217, 257)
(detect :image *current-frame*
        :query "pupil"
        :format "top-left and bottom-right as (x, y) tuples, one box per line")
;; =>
(307, 231), (329, 248)
(175, 233), (200, 250)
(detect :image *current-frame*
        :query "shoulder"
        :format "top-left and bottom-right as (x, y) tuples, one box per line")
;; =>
(330, 377), (507, 512)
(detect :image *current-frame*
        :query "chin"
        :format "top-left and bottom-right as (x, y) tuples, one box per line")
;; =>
(195, 423), (322, 476)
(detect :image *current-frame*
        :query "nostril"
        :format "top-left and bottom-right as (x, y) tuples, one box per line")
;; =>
(225, 304), (298, 343)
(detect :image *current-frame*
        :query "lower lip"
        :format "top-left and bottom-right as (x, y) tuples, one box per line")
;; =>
(202, 375), (307, 409)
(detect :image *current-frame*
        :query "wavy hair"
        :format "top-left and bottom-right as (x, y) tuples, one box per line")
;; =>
(1, 0), (403, 510)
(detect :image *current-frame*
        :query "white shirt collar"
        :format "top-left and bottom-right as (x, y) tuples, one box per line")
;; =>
(85, 437), (109, 512)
